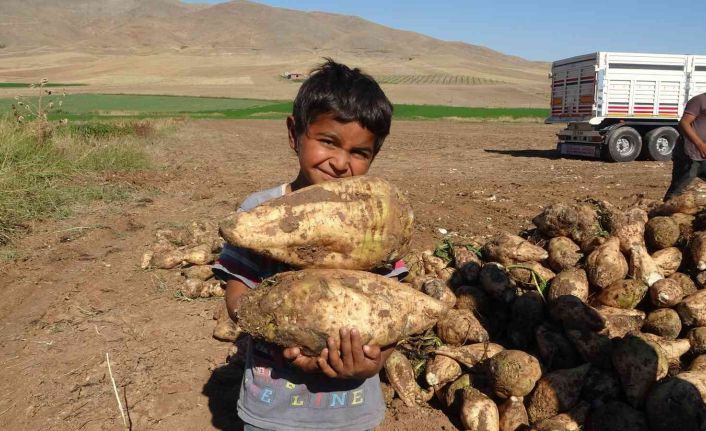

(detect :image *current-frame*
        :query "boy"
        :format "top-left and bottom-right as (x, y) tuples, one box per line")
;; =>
(213, 59), (407, 431)
(664, 92), (706, 200)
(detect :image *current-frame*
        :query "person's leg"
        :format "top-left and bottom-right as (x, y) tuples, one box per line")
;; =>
(664, 138), (698, 200)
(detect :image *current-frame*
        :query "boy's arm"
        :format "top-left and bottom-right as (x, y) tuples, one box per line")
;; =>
(224, 279), (249, 321)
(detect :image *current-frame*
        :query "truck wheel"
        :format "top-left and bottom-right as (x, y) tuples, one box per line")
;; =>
(605, 127), (642, 162)
(644, 127), (678, 161)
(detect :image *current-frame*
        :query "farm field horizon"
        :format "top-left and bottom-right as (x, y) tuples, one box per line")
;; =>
(0, 93), (550, 121)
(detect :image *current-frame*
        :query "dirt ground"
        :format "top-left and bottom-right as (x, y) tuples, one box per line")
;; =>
(0, 119), (673, 430)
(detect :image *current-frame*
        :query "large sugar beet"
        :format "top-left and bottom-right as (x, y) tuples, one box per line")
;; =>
(526, 364), (591, 423)
(676, 290), (706, 327)
(548, 268), (589, 303)
(584, 401), (647, 431)
(546, 236), (583, 273)
(645, 216), (680, 250)
(585, 237), (628, 289)
(219, 176), (414, 270)
(532, 203), (579, 238)
(481, 233), (548, 265)
(460, 387), (500, 431)
(612, 334), (669, 407)
(652, 247), (682, 277)
(691, 231), (706, 271)
(238, 269), (448, 354)
(595, 279), (647, 309)
(433, 343), (504, 368)
(645, 371), (706, 431)
(487, 350), (541, 398)
(609, 205), (649, 253)
(384, 350), (433, 407)
(629, 244), (663, 287)
(653, 183), (706, 215)
(436, 308), (489, 345)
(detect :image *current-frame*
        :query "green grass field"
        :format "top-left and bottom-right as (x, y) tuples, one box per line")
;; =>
(0, 93), (548, 121)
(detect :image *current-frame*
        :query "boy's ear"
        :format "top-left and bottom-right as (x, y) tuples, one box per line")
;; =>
(286, 115), (298, 153)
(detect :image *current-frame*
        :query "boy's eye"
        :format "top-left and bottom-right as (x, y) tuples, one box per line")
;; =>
(320, 140), (336, 147)
(352, 150), (372, 160)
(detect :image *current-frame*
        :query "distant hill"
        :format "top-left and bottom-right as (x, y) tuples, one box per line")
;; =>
(0, 1), (550, 107)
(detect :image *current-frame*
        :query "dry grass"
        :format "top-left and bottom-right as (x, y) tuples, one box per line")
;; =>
(0, 117), (156, 244)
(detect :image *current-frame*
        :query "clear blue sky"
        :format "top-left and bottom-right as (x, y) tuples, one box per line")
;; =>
(182, 0), (706, 61)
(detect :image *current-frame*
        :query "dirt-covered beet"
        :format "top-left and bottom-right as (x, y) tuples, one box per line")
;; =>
(422, 278), (457, 308)
(585, 237), (628, 289)
(497, 396), (528, 431)
(535, 323), (581, 370)
(645, 216), (680, 250)
(479, 263), (513, 301)
(643, 308), (682, 340)
(688, 327), (706, 355)
(525, 363), (591, 423)
(649, 278), (683, 308)
(629, 244), (664, 287)
(691, 231), (706, 271)
(651, 247), (682, 277)
(425, 354), (462, 387)
(219, 176), (414, 270)
(595, 305), (646, 338)
(481, 232), (548, 265)
(432, 343), (504, 368)
(676, 290), (706, 327)
(460, 387), (500, 431)
(550, 295), (606, 332)
(547, 268), (589, 303)
(237, 269), (449, 354)
(595, 279), (647, 309)
(384, 350), (433, 407)
(532, 401), (589, 431)
(435, 308), (489, 345)
(546, 236), (583, 273)
(645, 371), (706, 431)
(486, 350), (541, 398)
(669, 272), (698, 296)
(584, 401), (648, 431)
(612, 335), (669, 407)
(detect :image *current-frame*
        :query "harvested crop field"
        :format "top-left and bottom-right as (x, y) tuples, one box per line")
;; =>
(0, 120), (674, 430)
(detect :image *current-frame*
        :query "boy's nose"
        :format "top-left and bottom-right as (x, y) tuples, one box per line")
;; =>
(329, 151), (350, 174)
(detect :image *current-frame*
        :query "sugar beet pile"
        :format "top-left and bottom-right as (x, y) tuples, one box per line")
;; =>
(143, 177), (706, 431)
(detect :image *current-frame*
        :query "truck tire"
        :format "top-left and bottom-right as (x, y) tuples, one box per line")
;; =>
(605, 127), (642, 162)
(644, 126), (678, 161)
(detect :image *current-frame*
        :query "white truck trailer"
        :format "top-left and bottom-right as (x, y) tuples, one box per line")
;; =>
(546, 52), (706, 162)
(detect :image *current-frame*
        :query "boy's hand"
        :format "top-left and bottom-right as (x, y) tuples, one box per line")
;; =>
(282, 347), (321, 373)
(317, 327), (385, 379)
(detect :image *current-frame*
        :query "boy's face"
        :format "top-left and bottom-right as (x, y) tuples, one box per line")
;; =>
(288, 113), (376, 185)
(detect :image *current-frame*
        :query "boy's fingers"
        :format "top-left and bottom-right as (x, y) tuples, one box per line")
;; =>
(363, 344), (381, 360)
(292, 356), (317, 372)
(282, 347), (300, 360)
(339, 328), (354, 369)
(326, 340), (344, 372)
(349, 328), (366, 364)
(317, 357), (338, 378)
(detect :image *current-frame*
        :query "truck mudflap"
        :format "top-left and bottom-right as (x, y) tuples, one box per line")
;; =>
(557, 142), (602, 158)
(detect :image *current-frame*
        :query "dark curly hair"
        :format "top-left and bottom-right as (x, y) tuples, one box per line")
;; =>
(292, 58), (393, 154)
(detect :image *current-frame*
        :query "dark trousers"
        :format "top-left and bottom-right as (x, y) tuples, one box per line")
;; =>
(664, 138), (706, 201)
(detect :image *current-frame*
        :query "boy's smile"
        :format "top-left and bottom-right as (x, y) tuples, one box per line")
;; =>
(288, 114), (376, 189)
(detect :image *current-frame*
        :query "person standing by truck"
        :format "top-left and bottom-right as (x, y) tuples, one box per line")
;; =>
(664, 93), (706, 200)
